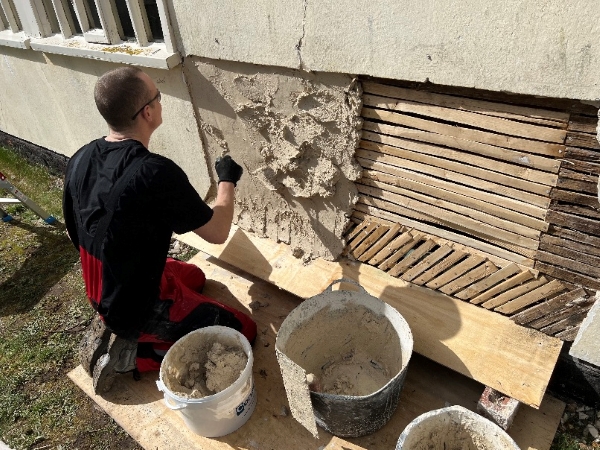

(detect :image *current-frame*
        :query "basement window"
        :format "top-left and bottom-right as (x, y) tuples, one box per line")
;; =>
(0, 0), (29, 48)
(0, 0), (180, 69)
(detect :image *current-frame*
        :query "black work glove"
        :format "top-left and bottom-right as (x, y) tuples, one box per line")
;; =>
(215, 155), (243, 186)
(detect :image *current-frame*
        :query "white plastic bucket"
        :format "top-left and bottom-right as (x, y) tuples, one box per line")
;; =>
(396, 405), (519, 449)
(156, 326), (256, 437)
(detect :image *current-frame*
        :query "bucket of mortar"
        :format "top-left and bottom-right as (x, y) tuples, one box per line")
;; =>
(275, 278), (413, 437)
(156, 326), (256, 437)
(396, 405), (520, 449)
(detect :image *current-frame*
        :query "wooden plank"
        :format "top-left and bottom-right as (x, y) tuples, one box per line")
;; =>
(536, 250), (600, 279)
(176, 227), (563, 408)
(559, 168), (598, 183)
(361, 167), (549, 230)
(361, 130), (557, 189)
(527, 298), (594, 330)
(539, 241), (600, 268)
(412, 250), (467, 285)
(540, 309), (593, 335)
(548, 226), (600, 250)
(368, 229), (414, 266)
(535, 262), (600, 291)
(555, 326), (580, 341)
(359, 177), (545, 238)
(351, 224), (389, 259)
(550, 189), (599, 208)
(362, 121), (561, 174)
(568, 115), (598, 134)
(551, 204), (600, 220)
(362, 107), (565, 157)
(426, 255), (485, 289)
(471, 271), (535, 305)
(563, 146), (600, 162)
(359, 157), (548, 220)
(357, 188), (541, 250)
(511, 288), (587, 325)
(358, 223), (403, 262)
(346, 220), (369, 241)
(354, 204), (536, 268)
(559, 158), (600, 175)
(345, 221), (379, 253)
(565, 131), (600, 150)
(363, 94), (567, 143)
(554, 177), (597, 194)
(495, 280), (567, 315)
(541, 233), (600, 259)
(362, 80), (570, 127)
(481, 277), (549, 310)
(358, 145), (551, 208)
(401, 245), (454, 282)
(545, 210), (600, 236)
(455, 263), (522, 300)
(440, 261), (498, 296)
(379, 233), (424, 271)
(388, 239), (437, 277)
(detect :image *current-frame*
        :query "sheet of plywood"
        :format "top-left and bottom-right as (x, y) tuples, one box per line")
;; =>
(68, 252), (564, 450)
(177, 227), (563, 408)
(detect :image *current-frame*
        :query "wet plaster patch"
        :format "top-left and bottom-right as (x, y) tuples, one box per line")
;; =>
(184, 58), (363, 260)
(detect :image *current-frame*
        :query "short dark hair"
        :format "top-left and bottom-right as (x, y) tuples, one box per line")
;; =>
(94, 67), (150, 131)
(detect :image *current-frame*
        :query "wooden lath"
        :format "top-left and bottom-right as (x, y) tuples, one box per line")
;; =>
(352, 80), (599, 342)
(344, 214), (588, 341)
(537, 112), (600, 292)
(358, 81), (567, 264)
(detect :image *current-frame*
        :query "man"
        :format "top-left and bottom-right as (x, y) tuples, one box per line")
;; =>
(63, 66), (256, 394)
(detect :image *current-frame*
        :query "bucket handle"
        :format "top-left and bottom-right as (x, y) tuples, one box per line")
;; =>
(156, 380), (187, 410)
(325, 278), (368, 295)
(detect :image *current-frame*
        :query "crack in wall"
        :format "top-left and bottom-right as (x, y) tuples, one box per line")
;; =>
(296, 0), (308, 70)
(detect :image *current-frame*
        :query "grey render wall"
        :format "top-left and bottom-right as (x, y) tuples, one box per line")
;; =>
(171, 0), (600, 101)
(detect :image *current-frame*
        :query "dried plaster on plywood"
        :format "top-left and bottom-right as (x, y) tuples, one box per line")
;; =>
(184, 57), (362, 260)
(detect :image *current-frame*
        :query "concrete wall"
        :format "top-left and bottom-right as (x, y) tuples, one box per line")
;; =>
(171, 0), (600, 101)
(0, 48), (211, 197)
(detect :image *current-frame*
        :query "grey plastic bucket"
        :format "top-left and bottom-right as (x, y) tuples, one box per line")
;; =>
(276, 279), (413, 437)
(396, 405), (520, 449)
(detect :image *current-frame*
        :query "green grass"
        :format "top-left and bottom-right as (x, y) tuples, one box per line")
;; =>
(0, 145), (140, 450)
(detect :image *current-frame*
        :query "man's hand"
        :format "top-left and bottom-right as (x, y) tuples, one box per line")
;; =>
(215, 155), (243, 186)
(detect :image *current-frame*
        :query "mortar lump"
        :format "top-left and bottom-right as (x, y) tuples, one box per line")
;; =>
(167, 342), (247, 398)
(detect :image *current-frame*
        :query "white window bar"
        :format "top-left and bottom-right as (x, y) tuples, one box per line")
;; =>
(28, 0), (53, 37)
(49, 0), (75, 38)
(155, 0), (175, 53)
(94, 0), (122, 44)
(0, 0), (21, 32)
(124, 0), (150, 46)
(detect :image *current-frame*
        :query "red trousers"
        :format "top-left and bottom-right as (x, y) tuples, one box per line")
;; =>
(135, 258), (257, 372)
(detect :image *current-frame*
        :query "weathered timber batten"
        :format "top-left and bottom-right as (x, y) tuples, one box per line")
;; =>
(348, 79), (599, 342)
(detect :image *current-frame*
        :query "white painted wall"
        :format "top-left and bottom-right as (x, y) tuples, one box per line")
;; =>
(172, 0), (600, 101)
(0, 48), (210, 197)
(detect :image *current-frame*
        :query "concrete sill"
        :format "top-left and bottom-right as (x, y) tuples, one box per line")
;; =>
(0, 31), (30, 49)
(28, 35), (181, 69)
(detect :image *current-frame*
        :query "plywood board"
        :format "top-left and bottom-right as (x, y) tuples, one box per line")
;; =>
(177, 228), (563, 408)
(68, 252), (564, 450)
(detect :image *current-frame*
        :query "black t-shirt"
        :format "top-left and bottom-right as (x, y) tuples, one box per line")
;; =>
(63, 138), (213, 336)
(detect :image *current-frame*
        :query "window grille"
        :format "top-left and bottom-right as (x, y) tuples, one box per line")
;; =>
(0, 0), (179, 68)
